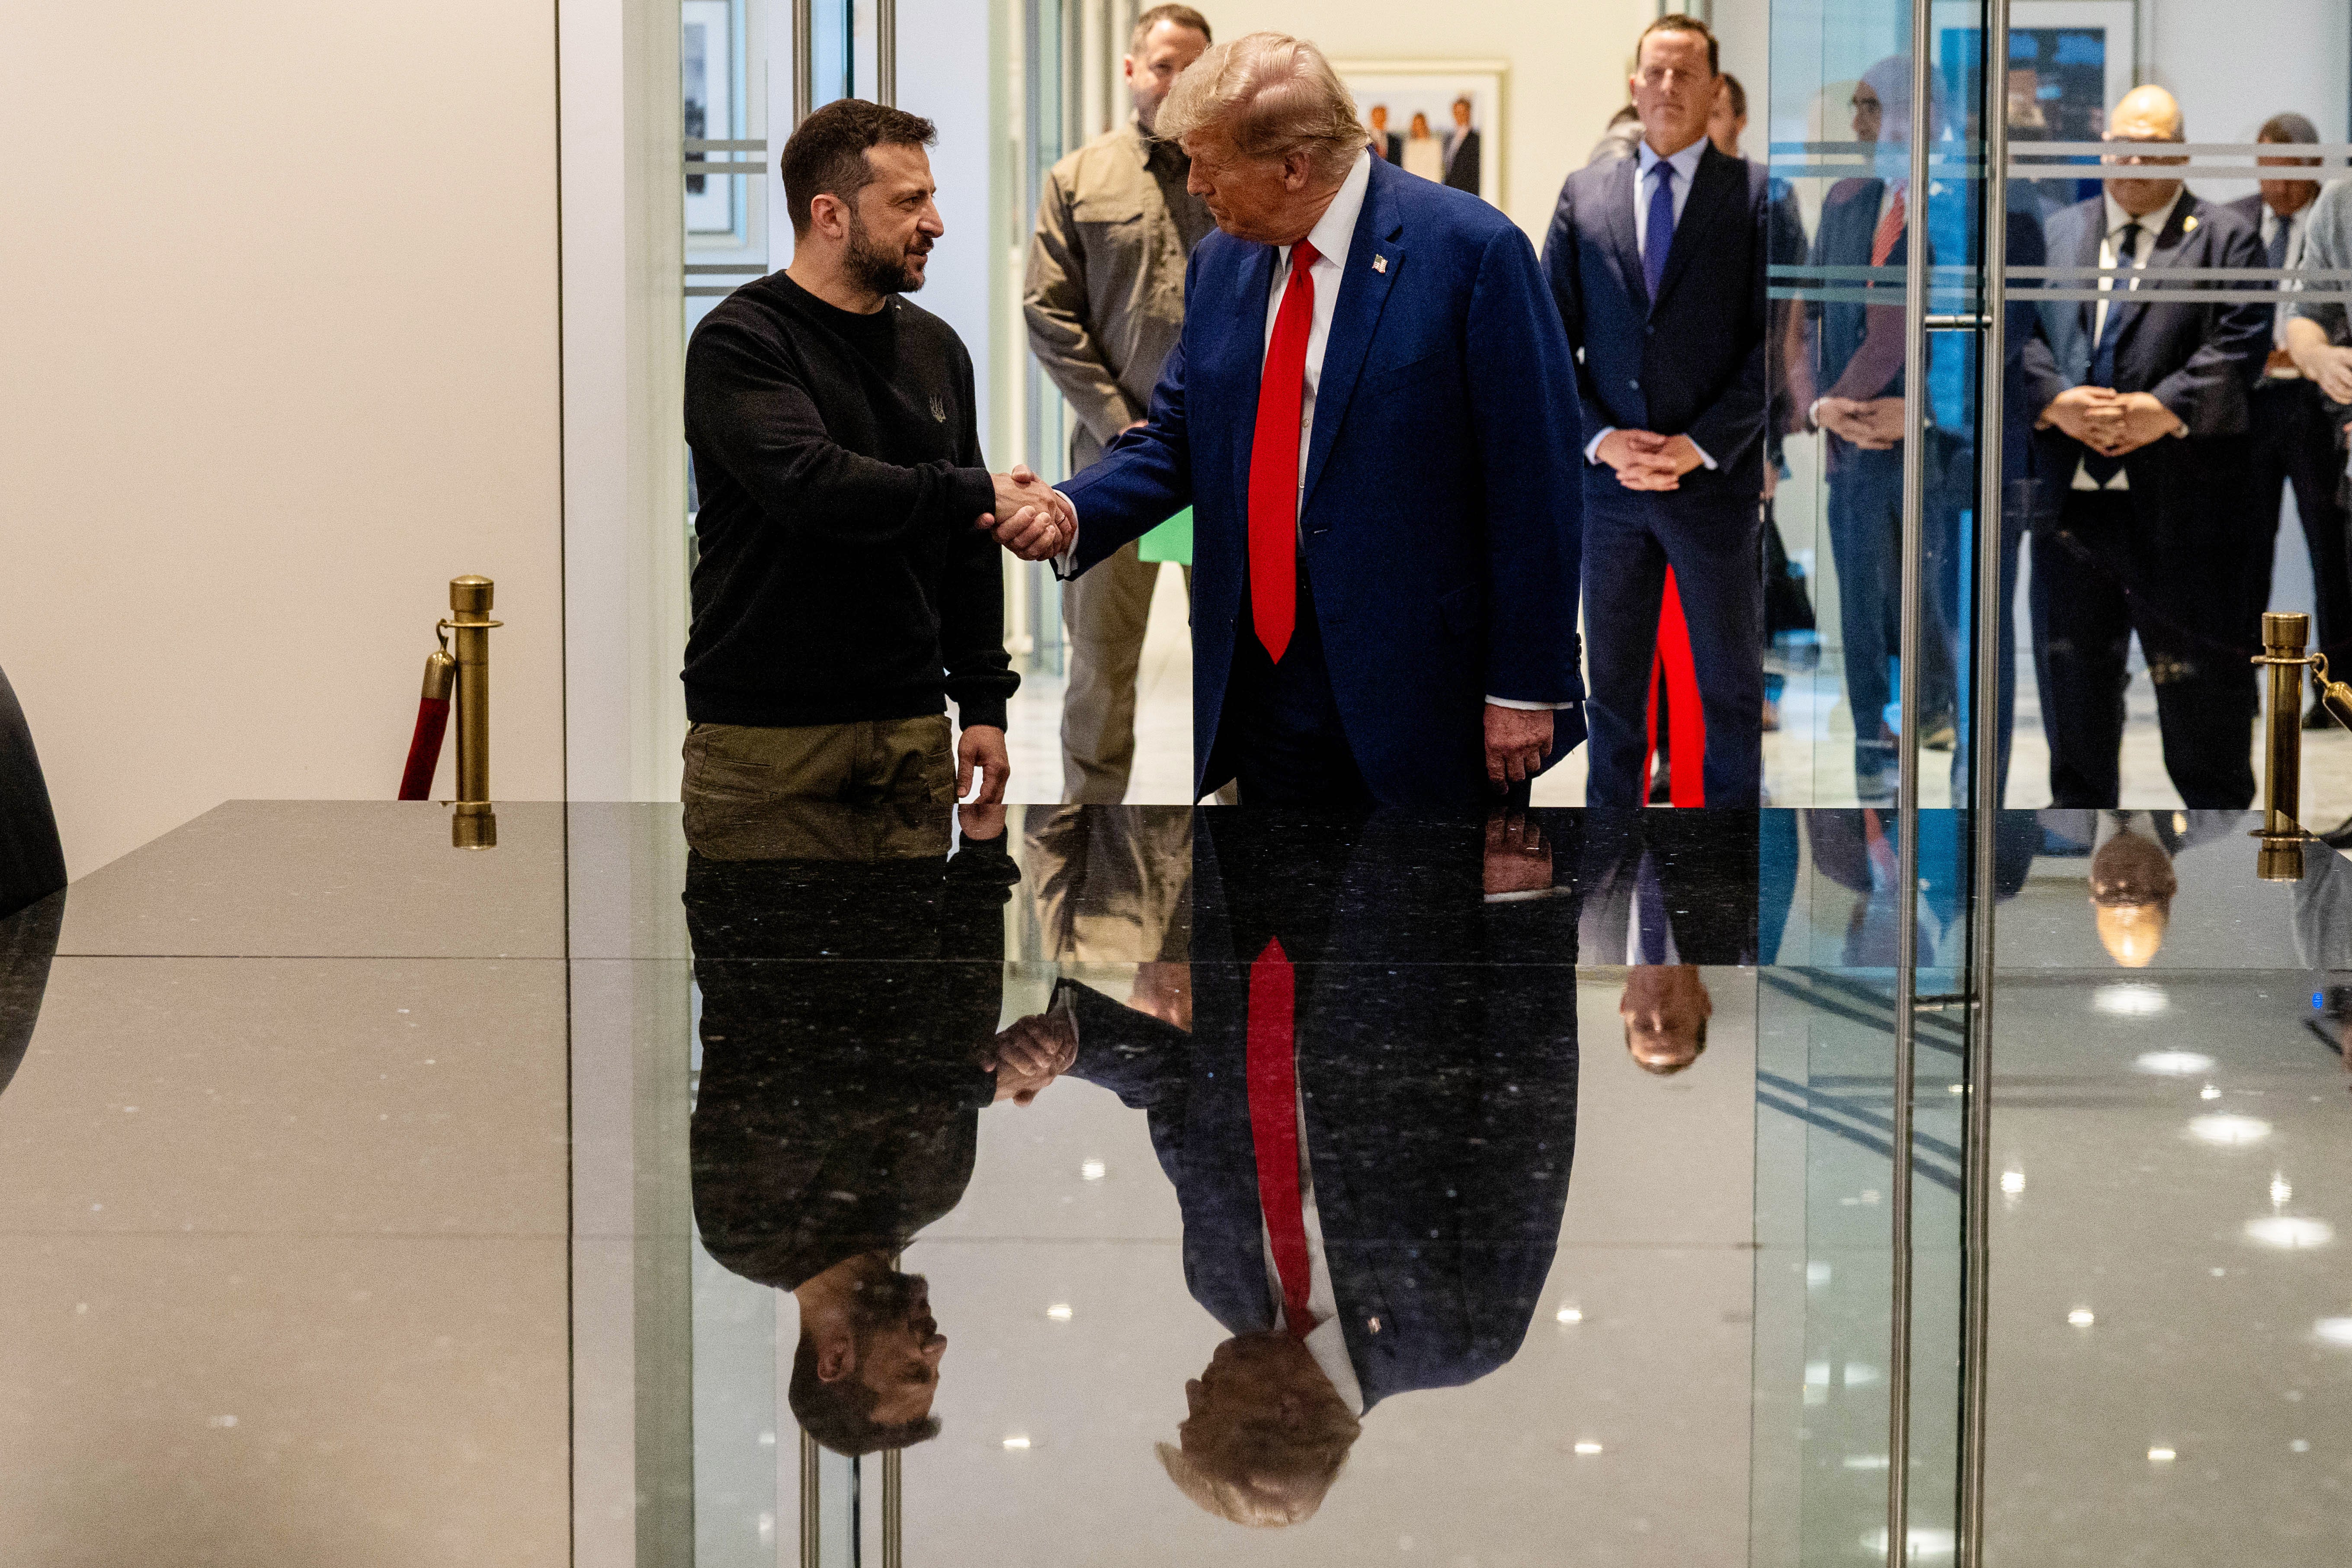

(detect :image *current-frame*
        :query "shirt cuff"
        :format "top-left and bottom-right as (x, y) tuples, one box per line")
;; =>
(1486, 696), (1574, 711)
(1689, 437), (1718, 470)
(1583, 427), (1616, 464)
(1052, 493), (1082, 580)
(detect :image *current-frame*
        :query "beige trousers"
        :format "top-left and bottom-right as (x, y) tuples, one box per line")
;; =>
(1060, 540), (1189, 803)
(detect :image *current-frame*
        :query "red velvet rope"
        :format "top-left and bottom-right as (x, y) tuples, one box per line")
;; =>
(398, 697), (450, 801)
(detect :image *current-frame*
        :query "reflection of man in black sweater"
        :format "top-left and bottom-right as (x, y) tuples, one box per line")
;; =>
(682, 100), (1067, 833)
(685, 801), (1066, 1457)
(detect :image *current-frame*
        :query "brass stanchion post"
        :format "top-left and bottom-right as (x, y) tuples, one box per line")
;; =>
(445, 576), (501, 850)
(2258, 611), (2310, 882)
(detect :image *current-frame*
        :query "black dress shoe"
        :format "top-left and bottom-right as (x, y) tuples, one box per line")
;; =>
(2320, 816), (2352, 850)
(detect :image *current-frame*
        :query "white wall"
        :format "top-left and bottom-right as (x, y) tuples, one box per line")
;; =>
(0, 3), (566, 877)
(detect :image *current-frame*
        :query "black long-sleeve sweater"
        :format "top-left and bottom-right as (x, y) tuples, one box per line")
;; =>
(683, 271), (1018, 731)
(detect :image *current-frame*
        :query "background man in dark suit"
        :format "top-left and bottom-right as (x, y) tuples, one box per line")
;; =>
(1443, 96), (1481, 196)
(1038, 809), (1579, 1526)
(1543, 13), (1771, 806)
(2022, 85), (2271, 808)
(1366, 103), (1402, 164)
(2225, 112), (2348, 730)
(1006, 33), (1586, 809)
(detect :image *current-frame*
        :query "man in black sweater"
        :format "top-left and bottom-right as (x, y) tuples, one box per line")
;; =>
(683, 99), (1073, 840)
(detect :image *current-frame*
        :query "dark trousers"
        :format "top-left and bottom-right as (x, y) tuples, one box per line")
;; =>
(2245, 378), (2352, 668)
(2031, 490), (2255, 808)
(1583, 488), (1764, 807)
(1214, 565), (1379, 809)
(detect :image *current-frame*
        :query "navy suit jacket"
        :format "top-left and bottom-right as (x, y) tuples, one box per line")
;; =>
(1057, 156), (1587, 808)
(1542, 142), (1772, 501)
(1058, 811), (1580, 1412)
(2020, 191), (2269, 526)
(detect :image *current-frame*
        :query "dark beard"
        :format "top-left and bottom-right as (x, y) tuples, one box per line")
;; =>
(844, 212), (925, 297)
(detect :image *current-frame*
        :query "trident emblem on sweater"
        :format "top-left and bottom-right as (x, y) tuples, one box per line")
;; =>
(929, 394), (946, 422)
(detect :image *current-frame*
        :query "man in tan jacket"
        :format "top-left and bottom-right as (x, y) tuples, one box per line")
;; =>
(1024, 4), (1214, 803)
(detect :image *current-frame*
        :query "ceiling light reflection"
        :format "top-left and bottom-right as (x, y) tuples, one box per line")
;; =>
(2134, 1049), (2210, 1074)
(2102, 986), (2173, 1018)
(2001, 1170), (2027, 1195)
(2315, 1318), (2352, 1347)
(2188, 1115), (2272, 1146)
(2148, 1446), (2177, 1463)
(2068, 1308), (2096, 1327)
(2245, 1217), (2335, 1250)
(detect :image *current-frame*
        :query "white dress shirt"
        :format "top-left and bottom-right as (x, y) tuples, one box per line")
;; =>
(1266, 148), (1374, 516)
(2072, 190), (2186, 492)
(1261, 1057), (1368, 1416)
(1585, 136), (1716, 469)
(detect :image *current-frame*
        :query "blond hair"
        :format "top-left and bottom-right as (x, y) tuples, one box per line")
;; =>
(1155, 32), (1363, 184)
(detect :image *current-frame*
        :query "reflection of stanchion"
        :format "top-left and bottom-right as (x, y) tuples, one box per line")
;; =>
(442, 576), (501, 850)
(2257, 611), (2311, 882)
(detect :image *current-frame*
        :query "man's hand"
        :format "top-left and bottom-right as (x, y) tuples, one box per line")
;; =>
(2310, 346), (2352, 405)
(1597, 429), (1703, 491)
(1131, 960), (1194, 1031)
(1482, 811), (1553, 897)
(958, 801), (1006, 842)
(1817, 395), (1901, 450)
(977, 463), (1075, 561)
(957, 724), (1009, 805)
(1595, 429), (1674, 491)
(1484, 704), (1554, 791)
(2040, 384), (2124, 449)
(2103, 391), (2186, 457)
(983, 1010), (1078, 1105)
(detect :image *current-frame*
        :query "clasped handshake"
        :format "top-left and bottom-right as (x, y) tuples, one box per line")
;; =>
(976, 464), (1079, 561)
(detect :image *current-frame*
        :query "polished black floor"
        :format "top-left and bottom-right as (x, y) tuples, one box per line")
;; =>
(0, 800), (2345, 1565)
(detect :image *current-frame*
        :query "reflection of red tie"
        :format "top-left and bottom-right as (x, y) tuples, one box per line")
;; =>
(1245, 937), (1314, 1338)
(1870, 185), (1908, 269)
(1247, 240), (1320, 663)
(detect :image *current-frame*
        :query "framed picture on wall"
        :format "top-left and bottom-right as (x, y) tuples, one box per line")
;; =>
(1931, 0), (2135, 199)
(1332, 60), (1508, 209)
(683, 0), (738, 235)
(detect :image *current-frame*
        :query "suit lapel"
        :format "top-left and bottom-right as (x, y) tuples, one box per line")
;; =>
(1299, 162), (1403, 511)
(1604, 155), (1647, 314)
(2108, 193), (2197, 356)
(1230, 242), (1280, 521)
(1654, 144), (1739, 311)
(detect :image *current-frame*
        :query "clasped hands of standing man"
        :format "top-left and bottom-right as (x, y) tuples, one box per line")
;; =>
(2037, 384), (2188, 458)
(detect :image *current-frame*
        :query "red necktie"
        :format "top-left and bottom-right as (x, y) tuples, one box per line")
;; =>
(1244, 937), (1315, 1338)
(1246, 240), (1320, 664)
(1870, 185), (1908, 269)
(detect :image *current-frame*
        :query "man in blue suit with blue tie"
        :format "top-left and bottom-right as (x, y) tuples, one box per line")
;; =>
(1541, 14), (1771, 806)
(986, 32), (1586, 808)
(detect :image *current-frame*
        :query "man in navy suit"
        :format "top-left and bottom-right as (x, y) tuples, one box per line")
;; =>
(1542, 13), (1772, 807)
(985, 32), (1586, 808)
(2022, 85), (2270, 808)
(1037, 808), (1579, 1525)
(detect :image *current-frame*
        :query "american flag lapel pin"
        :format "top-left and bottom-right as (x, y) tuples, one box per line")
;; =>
(1372, 253), (1387, 274)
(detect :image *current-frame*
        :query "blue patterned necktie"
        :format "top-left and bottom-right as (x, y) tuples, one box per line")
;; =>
(1643, 160), (1677, 306)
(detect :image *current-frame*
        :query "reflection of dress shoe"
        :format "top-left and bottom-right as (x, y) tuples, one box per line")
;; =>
(2305, 697), (2336, 732)
(2320, 815), (2352, 850)
(1921, 714), (1957, 751)
(1762, 697), (1781, 733)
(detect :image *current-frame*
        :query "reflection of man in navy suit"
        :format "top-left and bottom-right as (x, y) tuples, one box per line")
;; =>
(1042, 33), (1587, 808)
(1543, 15), (1770, 805)
(1442, 96), (1481, 196)
(1577, 809), (1758, 1074)
(1044, 810), (1580, 1526)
